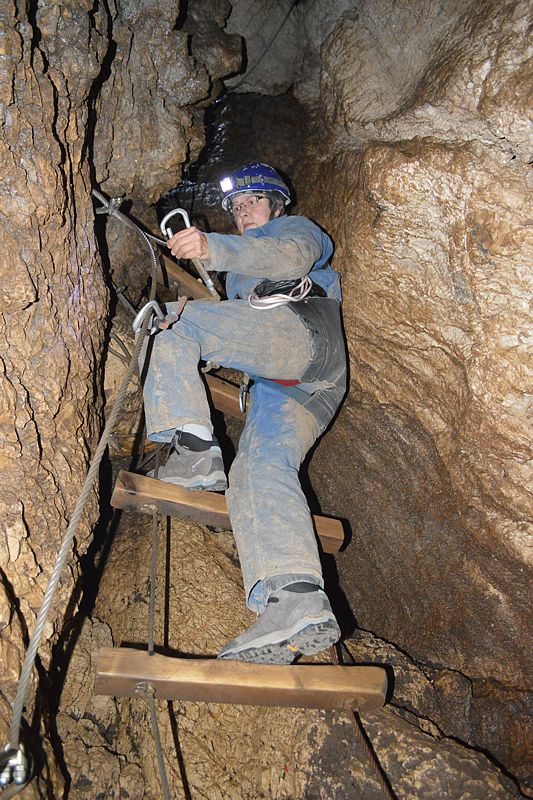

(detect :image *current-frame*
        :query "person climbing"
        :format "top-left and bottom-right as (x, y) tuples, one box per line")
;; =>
(140, 162), (347, 664)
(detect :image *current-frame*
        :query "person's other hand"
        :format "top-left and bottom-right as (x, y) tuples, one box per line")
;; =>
(167, 227), (209, 261)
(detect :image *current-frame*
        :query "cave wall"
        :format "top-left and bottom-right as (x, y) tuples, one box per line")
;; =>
(0, 3), (108, 791)
(1, 0), (531, 796)
(0, 0), (239, 794)
(292, 0), (532, 785)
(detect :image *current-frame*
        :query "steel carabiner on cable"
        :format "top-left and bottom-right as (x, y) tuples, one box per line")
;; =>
(159, 208), (220, 301)
(160, 208), (192, 239)
(132, 300), (179, 335)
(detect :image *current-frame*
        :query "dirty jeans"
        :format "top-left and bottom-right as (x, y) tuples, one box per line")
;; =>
(140, 299), (324, 612)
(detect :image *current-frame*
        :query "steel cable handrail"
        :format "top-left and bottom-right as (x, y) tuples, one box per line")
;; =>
(2, 191), (158, 793)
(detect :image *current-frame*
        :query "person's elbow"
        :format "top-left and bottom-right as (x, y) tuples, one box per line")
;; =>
(281, 238), (322, 276)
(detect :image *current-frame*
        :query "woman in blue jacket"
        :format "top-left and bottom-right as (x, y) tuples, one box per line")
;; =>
(142, 163), (346, 664)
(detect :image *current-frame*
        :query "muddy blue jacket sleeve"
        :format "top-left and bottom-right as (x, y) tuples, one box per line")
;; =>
(202, 216), (326, 280)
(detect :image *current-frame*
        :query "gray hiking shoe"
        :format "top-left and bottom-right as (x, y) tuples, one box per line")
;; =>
(149, 431), (227, 492)
(218, 582), (340, 664)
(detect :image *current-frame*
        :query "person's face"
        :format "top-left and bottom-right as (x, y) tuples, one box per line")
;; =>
(231, 193), (281, 233)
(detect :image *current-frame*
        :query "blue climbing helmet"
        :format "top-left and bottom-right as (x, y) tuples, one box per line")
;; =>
(219, 163), (291, 211)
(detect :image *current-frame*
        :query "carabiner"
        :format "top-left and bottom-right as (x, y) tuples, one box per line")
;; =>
(160, 208), (191, 239)
(159, 208), (220, 301)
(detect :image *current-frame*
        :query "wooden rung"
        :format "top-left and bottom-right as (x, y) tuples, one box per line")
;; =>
(205, 373), (245, 419)
(95, 647), (387, 711)
(158, 254), (214, 300)
(112, 471), (344, 554)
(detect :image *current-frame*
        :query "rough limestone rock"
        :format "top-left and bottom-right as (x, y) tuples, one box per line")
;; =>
(57, 618), (145, 799)
(0, 2), (108, 794)
(345, 630), (532, 790)
(0, 0), (241, 794)
(225, 0), (532, 165)
(94, 0), (241, 203)
(319, 0), (532, 161)
(2, 0), (531, 795)
(222, 0), (354, 104)
(294, 0), (532, 789)
(224, 0), (302, 95)
(83, 513), (517, 798)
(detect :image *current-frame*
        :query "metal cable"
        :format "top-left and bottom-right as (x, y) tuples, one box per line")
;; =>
(5, 192), (158, 766)
(231, 0), (299, 89)
(147, 692), (172, 800)
(144, 446), (173, 797)
(134, 684), (171, 800)
(334, 644), (396, 800)
(349, 711), (396, 800)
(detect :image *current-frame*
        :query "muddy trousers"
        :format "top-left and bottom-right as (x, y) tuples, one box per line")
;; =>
(140, 299), (324, 613)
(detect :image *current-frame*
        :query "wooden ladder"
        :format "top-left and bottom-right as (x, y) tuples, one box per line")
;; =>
(95, 362), (388, 711)
(96, 649), (387, 711)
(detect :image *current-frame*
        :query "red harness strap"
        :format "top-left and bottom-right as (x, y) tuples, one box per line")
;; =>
(271, 379), (301, 386)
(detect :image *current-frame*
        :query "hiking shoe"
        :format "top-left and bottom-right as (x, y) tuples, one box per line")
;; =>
(218, 582), (340, 664)
(149, 431), (227, 492)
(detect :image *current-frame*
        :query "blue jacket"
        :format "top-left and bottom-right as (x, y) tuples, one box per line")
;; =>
(204, 215), (346, 431)
(204, 215), (342, 301)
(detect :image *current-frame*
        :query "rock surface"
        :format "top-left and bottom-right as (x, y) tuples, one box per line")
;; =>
(294, 0), (532, 789)
(0, 1), (108, 793)
(83, 513), (517, 798)
(0, 0), (240, 795)
(224, 0), (302, 95)
(1, 0), (531, 796)
(94, 0), (241, 203)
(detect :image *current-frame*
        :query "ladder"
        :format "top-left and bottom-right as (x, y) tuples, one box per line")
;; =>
(96, 649), (387, 711)
(95, 358), (388, 712)
(87, 198), (392, 798)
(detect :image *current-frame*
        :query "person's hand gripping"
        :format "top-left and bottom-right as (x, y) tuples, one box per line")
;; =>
(167, 226), (210, 261)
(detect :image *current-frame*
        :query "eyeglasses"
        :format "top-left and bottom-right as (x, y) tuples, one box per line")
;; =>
(231, 194), (267, 216)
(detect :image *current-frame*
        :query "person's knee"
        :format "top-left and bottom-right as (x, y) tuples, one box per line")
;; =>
(229, 441), (302, 490)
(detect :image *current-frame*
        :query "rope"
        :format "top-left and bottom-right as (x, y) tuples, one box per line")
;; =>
(3, 191), (158, 793)
(334, 644), (396, 799)
(248, 275), (312, 309)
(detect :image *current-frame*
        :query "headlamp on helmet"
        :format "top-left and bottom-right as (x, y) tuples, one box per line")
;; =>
(219, 177), (234, 193)
(219, 163), (291, 211)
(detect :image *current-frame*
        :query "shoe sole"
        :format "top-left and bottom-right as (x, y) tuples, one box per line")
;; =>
(154, 472), (228, 492)
(218, 617), (340, 665)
